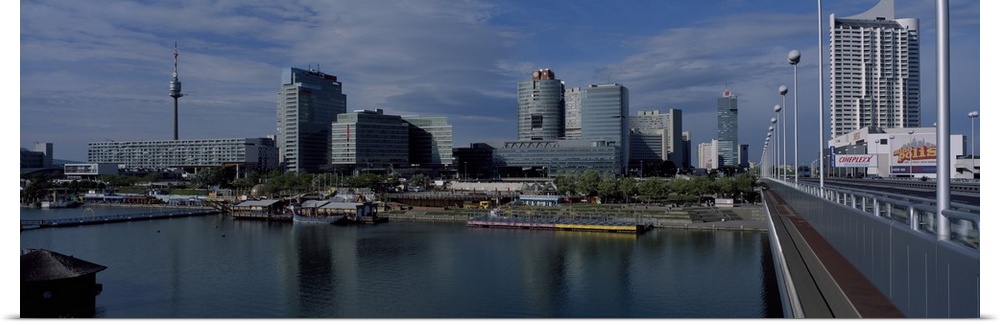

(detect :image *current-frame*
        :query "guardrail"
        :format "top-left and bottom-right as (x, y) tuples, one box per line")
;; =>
(786, 180), (979, 248)
(764, 179), (979, 317)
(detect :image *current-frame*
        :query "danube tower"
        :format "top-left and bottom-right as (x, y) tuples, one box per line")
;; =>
(169, 42), (184, 140)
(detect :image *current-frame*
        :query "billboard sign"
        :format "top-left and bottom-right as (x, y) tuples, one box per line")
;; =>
(834, 154), (876, 167)
(890, 132), (937, 174)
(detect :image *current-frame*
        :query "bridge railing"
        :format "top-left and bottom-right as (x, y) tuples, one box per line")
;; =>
(764, 179), (979, 318)
(789, 180), (979, 250)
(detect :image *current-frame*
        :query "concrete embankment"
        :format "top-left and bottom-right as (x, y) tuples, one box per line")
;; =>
(383, 204), (768, 232)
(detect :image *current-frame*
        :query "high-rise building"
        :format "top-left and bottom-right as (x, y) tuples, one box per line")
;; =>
(717, 90), (738, 167)
(276, 67), (347, 172)
(629, 109), (683, 169)
(330, 109), (409, 172)
(698, 140), (719, 170)
(682, 131), (692, 169)
(579, 83), (630, 172)
(403, 116), (455, 166)
(517, 69), (565, 141)
(738, 144), (749, 169)
(564, 87), (582, 139)
(830, 0), (919, 138)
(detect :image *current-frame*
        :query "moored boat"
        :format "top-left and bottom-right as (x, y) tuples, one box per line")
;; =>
(290, 206), (343, 224)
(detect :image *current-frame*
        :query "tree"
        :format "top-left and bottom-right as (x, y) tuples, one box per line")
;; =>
(409, 174), (428, 189)
(657, 161), (678, 177)
(577, 171), (601, 197)
(690, 176), (714, 197)
(638, 177), (668, 200)
(716, 177), (736, 198)
(597, 178), (619, 201)
(619, 178), (638, 202)
(668, 177), (692, 196)
(553, 173), (577, 196)
(21, 175), (53, 205)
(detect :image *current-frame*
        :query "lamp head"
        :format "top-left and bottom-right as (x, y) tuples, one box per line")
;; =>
(779, 85), (788, 96)
(788, 50), (801, 65)
(774, 104), (781, 113)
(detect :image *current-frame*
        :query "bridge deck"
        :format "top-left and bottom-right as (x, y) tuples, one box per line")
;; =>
(763, 189), (904, 318)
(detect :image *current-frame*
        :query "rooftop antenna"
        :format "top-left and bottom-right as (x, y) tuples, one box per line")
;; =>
(169, 42), (184, 140)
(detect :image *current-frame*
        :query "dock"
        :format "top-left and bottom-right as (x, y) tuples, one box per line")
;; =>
(21, 209), (219, 230)
(467, 216), (653, 234)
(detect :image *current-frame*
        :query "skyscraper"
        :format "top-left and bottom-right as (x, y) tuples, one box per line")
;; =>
(564, 87), (582, 139)
(517, 69), (565, 140)
(580, 83), (629, 172)
(830, 0), (919, 138)
(717, 90), (738, 167)
(682, 131), (692, 169)
(276, 67), (347, 172)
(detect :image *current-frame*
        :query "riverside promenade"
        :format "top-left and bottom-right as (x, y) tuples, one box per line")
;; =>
(383, 204), (768, 232)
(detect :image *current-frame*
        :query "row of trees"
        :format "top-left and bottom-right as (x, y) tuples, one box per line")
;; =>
(553, 171), (758, 203)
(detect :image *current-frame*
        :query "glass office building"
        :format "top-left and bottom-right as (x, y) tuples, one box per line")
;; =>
(403, 116), (455, 167)
(517, 69), (565, 141)
(276, 67), (347, 172)
(330, 109), (409, 171)
(717, 91), (738, 167)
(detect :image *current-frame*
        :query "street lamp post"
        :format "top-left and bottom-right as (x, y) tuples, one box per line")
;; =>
(770, 117), (778, 178)
(888, 135), (895, 177)
(788, 50), (801, 183)
(779, 85), (788, 180)
(969, 111), (979, 169)
(907, 130), (915, 177)
(768, 125), (775, 178)
(773, 105), (781, 180)
(817, 0), (825, 188)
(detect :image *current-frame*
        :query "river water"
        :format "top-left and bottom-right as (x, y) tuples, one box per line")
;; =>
(20, 206), (782, 318)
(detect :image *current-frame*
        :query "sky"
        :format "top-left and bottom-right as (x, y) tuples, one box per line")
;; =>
(18, 0), (981, 165)
(11, 0), (997, 317)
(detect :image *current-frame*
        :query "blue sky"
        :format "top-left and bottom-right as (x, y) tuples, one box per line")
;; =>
(19, 0), (982, 165)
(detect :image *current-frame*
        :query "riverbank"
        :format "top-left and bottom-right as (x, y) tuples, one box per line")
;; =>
(382, 204), (768, 232)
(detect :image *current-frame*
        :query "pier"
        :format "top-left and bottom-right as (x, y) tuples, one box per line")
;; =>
(20, 209), (219, 230)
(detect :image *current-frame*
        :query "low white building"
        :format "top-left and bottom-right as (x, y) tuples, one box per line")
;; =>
(63, 163), (119, 179)
(827, 127), (967, 179)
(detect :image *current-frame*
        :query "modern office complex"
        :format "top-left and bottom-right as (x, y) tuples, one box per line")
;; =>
(328, 110), (455, 174)
(829, 0), (919, 138)
(487, 140), (622, 176)
(453, 70), (633, 178)
(87, 138), (278, 171)
(578, 83), (630, 171)
(330, 109), (410, 172)
(403, 116), (455, 167)
(698, 140), (719, 170)
(453, 143), (496, 179)
(518, 69), (565, 141)
(716, 90), (739, 167)
(629, 109), (683, 169)
(276, 67), (347, 172)
(21, 142), (53, 169)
